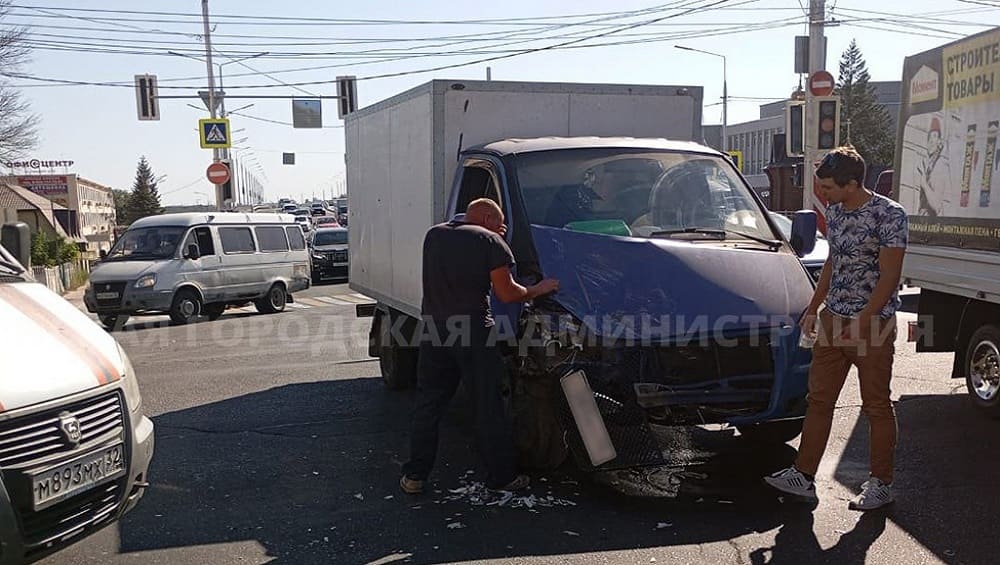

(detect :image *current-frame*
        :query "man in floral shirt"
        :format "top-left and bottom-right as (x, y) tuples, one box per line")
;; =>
(765, 146), (908, 511)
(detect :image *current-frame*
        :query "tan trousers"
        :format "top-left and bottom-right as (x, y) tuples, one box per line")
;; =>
(794, 309), (898, 484)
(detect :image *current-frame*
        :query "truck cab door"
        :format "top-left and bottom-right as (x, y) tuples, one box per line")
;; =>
(450, 156), (523, 342)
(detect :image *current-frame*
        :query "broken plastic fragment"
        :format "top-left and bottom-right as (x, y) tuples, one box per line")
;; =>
(354, 493), (364, 500)
(447, 522), (466, 529)
(656, 522), (673, 529)
(564, 530), (580, 536)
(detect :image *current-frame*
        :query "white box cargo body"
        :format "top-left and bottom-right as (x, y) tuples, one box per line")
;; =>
(346, 79), (704, 316)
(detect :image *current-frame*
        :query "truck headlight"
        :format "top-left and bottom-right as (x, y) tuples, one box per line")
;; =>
(134, 274), (156, 289)
(117, 344), (143, 414)
(313, 253), (325, 261)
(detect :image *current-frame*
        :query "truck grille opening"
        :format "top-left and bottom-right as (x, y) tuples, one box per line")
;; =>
(0, 392), (126, 468)
(0, 391), (128, 558)
(93, 281), (127, 310)
(21, 482), (122, 558)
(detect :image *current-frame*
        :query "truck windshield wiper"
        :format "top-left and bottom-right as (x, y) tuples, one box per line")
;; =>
(0, 258), (25, 275)
(649, 227), (782, 249)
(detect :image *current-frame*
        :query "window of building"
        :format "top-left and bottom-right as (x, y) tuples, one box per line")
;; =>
(255, 226), (289, 252)
(219, 227), (256, 254)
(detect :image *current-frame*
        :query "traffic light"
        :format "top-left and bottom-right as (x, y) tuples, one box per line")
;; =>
(134, 74), (159, 121)
(220, 159), (233, 202)
(337, 76), (358, 119)
(785, 101), (805, 156)
(816, 96), (841, 150)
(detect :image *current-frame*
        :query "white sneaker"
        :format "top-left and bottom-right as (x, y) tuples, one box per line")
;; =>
(763, 467), (817, 499)
(849, 478), (894, 511)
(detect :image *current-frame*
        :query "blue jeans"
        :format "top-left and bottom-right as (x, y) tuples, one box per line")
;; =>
(402, 322), (518, 489)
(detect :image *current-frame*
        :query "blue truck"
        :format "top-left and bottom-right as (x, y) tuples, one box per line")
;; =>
(348, 80), (818, 470)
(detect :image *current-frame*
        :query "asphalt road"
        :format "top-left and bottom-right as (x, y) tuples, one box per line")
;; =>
(43, 286), (998, 565)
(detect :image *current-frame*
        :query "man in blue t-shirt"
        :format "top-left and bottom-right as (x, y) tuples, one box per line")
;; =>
(765, 146), (908, 511)
(400, 198), (559, 495)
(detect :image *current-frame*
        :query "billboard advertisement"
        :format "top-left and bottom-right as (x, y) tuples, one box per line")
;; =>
(896, 27), (1000, 251)
(15, 175), (70, 208)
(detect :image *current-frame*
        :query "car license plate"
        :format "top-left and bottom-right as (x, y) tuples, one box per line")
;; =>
(31, 443), (126, 510)
(96, 292), (119, 300)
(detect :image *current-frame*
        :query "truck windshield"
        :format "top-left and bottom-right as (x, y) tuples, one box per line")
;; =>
(516, 149), (775, 241)
(105, 226), (186, 260)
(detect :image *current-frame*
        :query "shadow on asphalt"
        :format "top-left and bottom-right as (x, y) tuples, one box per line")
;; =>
(112, 379), (989, 564)
(825, 392), (1000, 565)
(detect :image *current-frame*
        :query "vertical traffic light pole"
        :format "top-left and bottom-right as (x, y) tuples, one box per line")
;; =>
(804, 0), (826, 226)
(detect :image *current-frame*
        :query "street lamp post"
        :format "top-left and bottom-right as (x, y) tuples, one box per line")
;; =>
(675, 45), (727, 153)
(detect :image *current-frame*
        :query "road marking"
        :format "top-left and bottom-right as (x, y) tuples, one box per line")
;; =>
(338, 294), (373, 304)
(313, 296), (353, 306)
(287, 302), (312, 310)
(295, 297), (328, 308)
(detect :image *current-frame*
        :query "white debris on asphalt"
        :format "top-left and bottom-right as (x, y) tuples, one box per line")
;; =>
(440, 477), (576, 510)
(593, 466), (708, 498)
(564, 530), (580, 536)
(354, 493), (364, 500)
(656, 522), (673, 529)
(384, 495), (394, 500)
(447, 522), (466, 529)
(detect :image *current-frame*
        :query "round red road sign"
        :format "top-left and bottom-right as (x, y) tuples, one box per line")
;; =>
(206, 162), (230, 185)
(809, 70), (835, 96)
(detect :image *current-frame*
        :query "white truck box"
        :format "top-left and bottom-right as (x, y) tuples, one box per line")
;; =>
(346, 79), (703, 317)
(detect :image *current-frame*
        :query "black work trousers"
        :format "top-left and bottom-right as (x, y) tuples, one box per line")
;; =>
(402, 321), (518, 489)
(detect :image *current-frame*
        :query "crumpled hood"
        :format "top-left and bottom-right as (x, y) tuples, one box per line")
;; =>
(530, 226), (813, 339)
(0, 282), (122, 413)
(91, 259), (161, 282)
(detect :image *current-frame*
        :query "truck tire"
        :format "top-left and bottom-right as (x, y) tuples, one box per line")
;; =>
(169, 289), (202, 325)
(965, 325), (1000, 417)
(737, 418), (804, 444)
(378, 311), (417, 390)
(255, 283), (287, 314)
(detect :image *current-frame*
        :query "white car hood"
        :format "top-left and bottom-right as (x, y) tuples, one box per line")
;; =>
(0, 282), (123, 413)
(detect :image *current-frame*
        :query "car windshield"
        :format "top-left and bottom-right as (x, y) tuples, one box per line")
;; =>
(313, 230), (347, 245)
(516, 149), (775, 241)
(106, 226), (186, 260)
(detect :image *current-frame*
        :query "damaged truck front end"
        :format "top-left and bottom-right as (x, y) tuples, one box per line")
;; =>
(513, 227), (814, 471)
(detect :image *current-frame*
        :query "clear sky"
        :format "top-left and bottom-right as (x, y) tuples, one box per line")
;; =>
(3, 0), (998, 205)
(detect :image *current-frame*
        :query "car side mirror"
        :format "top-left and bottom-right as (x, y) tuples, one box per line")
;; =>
(99, 249), (108, 260)
(185, 244), (201, 260)
(790, 210), (818, 257)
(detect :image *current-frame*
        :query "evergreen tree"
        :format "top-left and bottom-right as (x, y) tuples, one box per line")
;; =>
(111, 189), (130, 225)
(836, 39), (895, 168)
(124, 156), (163, 224)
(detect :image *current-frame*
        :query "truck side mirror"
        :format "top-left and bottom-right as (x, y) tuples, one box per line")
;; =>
(185, 244), (201, 260)
(790, 210), (818, 257)
(1, 222), (31, 268)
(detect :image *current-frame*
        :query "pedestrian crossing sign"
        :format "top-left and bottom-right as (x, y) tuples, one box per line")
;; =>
(199, 118), (231, 149)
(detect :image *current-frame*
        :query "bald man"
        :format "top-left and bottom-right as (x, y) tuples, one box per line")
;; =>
(400, 198), (559, 494)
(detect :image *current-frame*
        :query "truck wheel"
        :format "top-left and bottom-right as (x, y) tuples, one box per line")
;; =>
(204, 303), (226, 321)
(737, 419), (804, 444)
(965, 325), (1000, 417)
(99, 314), (128, 331)
(255, 284), (287, 314)
(378, 311), (417, 390)
(169, 289), (201, 325)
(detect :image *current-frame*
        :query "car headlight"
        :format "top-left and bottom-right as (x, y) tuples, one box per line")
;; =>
(117, 344), (143, 414)
(134, 274), (156, 289)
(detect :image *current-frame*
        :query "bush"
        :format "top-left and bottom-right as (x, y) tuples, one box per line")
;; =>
(30, 231), (78, 268)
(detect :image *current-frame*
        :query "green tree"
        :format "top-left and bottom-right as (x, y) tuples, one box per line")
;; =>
(0, 0), (39, 163)
(112, 188), (131, 225)
(124, 156), (163, 224)
(29, 230), (48, 267)
(835, 39), (895, 168)
(29, 231), (77, 267)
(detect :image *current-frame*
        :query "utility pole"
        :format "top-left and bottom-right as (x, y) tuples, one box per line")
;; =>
(803, 0), (826, 213)
(201, 0), (223, 210)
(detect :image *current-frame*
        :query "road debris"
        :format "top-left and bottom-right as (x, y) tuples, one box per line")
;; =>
(441, 478), (576, 510)
(564, 530), (580, 536)
(354, 493), (364, 500)
(656, 522), (673, 529)
(447, 522), (466, 529)
(593, 466), (708, 498)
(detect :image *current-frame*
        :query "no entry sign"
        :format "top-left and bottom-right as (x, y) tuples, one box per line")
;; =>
(809, 70), (835, 96)
(206, 162), (231, 185)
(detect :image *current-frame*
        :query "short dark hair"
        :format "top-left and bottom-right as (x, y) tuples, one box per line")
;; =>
(815, 146), (866, 187)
